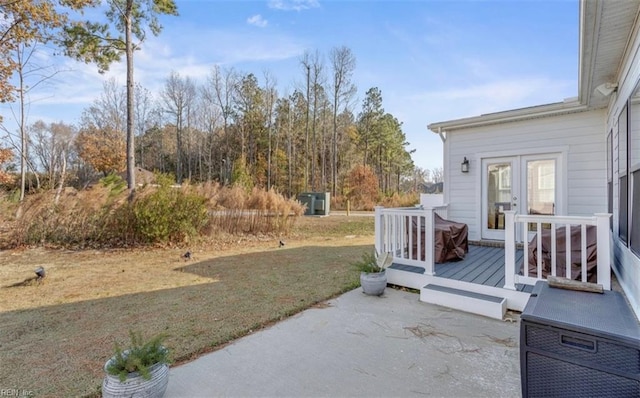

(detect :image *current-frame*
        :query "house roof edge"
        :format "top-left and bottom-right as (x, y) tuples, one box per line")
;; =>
(427, 100), (599, 133)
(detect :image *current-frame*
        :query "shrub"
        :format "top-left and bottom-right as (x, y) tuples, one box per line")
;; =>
(132, 175), (208, 243)
(381, 192), (419, 208)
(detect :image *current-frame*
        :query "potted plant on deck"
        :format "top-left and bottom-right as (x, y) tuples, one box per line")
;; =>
(102, 331), (170, 398)
(352, 251), (393, 296)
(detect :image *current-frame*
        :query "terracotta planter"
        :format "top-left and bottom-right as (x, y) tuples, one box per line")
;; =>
(102, 357), (169, 398)
(360, 270), (387, 296)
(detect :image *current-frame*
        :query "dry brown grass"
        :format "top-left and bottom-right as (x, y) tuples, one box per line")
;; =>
(332, 192), (419, 211)
(3, 182), (305, 248)
(0, 215), (374, 397)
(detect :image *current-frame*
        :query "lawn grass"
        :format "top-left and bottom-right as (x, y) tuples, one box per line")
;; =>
(0, 214), (374, 397)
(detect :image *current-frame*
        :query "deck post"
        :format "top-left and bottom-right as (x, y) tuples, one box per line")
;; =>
(503, 210), (517, 290)
(423, 208), (435, 276)
(374, 206), (384, 256)
(595, 213), (612, 290)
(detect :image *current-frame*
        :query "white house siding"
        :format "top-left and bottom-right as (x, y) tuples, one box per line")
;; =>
(605, 16), (640, 319)
(444, 108), (607, 241)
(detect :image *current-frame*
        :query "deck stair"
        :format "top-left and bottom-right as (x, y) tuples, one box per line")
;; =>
(420, 284), (507, 320)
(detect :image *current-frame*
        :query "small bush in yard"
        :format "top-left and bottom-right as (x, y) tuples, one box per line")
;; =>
(133, 175), (208, 243)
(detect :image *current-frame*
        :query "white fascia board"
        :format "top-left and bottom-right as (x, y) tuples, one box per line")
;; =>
(427, 101), (592, 134)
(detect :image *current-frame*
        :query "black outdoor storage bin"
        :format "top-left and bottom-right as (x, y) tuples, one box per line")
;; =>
(520, 281), (640, 397)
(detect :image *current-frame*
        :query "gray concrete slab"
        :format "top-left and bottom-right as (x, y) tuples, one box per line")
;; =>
(165, 288), (521, 398)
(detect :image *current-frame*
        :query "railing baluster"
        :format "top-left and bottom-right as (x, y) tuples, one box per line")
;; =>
(595, 213), (612, 290)
(581, 224), (587, 283)
(388, 213), (393, 257)
(417, 215), (422, 262)
(400, 214), (405, 258)
(424, 208), (435, 276)
(523, 221), (529, 278)
(504, 210), (516, 290)
(536, 222), (542, 279)
(551, 224), (557, 277)
(393, 214), (399, 258)
(565, 224), (572, 279)
(374, 206), (382, 255)
(408, 215), (413, 261)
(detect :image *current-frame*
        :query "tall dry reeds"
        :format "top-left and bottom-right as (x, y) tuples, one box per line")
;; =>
(208, 186), (304, 235)
(331, 191), (419, 211)
(5, 176), (304, 249)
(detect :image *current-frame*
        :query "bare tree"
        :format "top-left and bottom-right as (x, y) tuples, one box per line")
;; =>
(27, 120), (76, 202)
(1, 43), (64, 201)
(196, 85), (222, 181)
(204, 65), (237, 184)
(161, 71), (196, 184)
(134, 83), (157, 170)
(81, 78), (126, 133)
(262, 70), (277, 190)
(300, 53), (311, 191)
(329, 46), (356, 196)
(431, 167), (444, 183)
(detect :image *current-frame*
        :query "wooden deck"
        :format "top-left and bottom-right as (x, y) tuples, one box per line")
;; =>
(390, 244), (534, 293)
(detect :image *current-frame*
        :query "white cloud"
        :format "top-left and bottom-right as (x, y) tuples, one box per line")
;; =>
(268, 0), (320, 11)
(247, 14), (268, 28)
(154, 25), (307, 65)
(409, 77), (575, 120)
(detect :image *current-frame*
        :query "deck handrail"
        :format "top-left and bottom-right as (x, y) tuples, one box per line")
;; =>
(504, 211), (611, 291)
(374, 205), (449, 275)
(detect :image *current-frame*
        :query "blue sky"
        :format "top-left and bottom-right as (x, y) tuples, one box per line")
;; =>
(1, 0), (579, 172)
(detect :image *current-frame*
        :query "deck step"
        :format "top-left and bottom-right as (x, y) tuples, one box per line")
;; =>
(420, 284), (507, 320)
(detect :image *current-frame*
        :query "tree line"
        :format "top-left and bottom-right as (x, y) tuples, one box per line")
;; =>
(0, 0), (440, 201)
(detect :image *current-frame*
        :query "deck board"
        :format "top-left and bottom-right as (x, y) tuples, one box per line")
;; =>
(390, 244), (535, 292)
(458, 249), (505, 284)
(432, 245), (529, 289)
(488, 250), (525, 287)
(436, 246), (499, 279)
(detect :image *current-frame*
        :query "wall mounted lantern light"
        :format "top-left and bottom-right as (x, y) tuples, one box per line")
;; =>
(461, 157), (470, 173)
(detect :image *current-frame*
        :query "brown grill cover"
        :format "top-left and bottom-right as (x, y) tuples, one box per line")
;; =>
(412, 214), (469, 263)
(525, 225), (598, 282)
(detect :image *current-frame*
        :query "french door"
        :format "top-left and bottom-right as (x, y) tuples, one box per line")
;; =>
(481, 154), (562, 241)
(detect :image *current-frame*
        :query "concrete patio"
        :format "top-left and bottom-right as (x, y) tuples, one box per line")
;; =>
(165, 288), (521, 397)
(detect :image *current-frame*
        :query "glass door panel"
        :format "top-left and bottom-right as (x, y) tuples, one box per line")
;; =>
(482, 157), (517, 240)
(526, 158), (556, 232)
(487, 163), (512, 231)
(527, 159), (555, 216)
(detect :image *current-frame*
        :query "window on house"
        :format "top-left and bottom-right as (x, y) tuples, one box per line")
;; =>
(630, 92), (640, 255)
(619, 104), (628, 244)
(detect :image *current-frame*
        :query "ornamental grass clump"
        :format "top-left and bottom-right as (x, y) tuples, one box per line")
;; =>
(106, 331), (170, 383)
(351, 251), (393, 273)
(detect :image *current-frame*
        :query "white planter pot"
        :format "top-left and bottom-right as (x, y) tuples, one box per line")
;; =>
(102, 359), (169, 398)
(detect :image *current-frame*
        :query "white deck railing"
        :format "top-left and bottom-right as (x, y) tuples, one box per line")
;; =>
(374, 205), (448, 276)
(504, 211), (612, 291)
